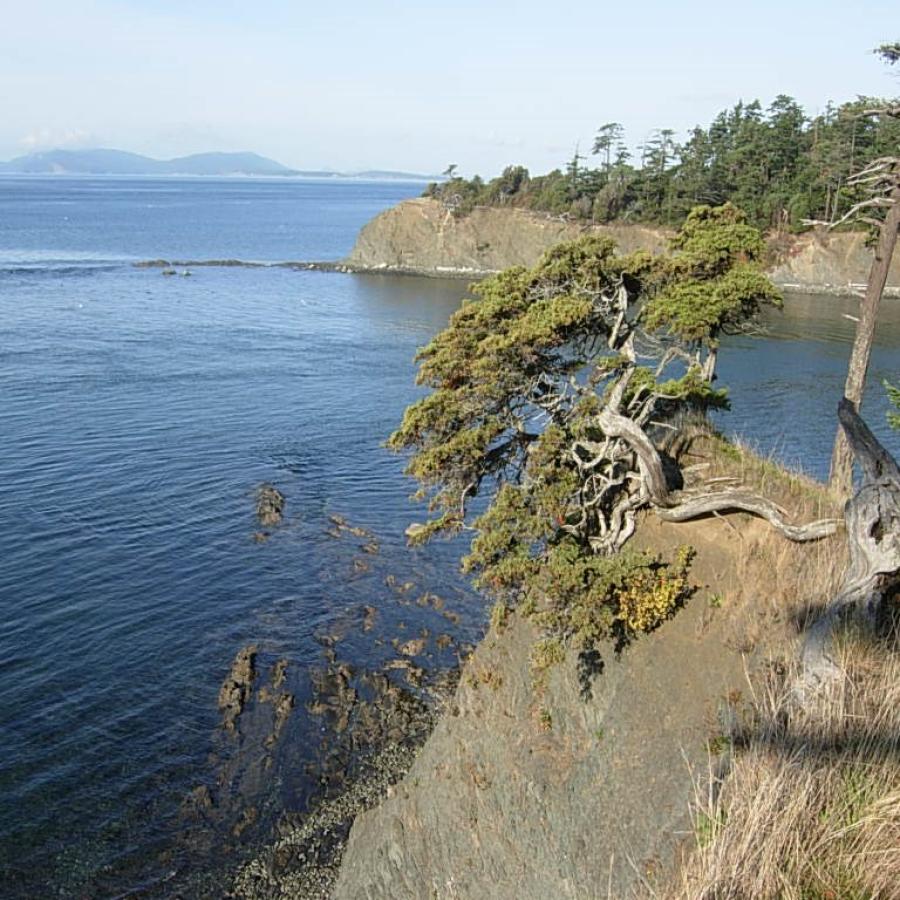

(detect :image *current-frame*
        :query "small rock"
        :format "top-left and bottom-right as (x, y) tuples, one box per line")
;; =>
(398, 638), (427, 657)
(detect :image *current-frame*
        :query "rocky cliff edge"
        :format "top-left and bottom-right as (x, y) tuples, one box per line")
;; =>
(346, 198), (900, 296)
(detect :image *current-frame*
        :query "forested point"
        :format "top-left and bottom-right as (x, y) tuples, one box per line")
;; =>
(425, 95), (900, 232)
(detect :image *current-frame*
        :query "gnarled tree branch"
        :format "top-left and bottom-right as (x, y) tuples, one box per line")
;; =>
(596, 407), (840, 543)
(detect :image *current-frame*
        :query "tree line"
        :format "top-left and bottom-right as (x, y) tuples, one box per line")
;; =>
(427, 94), (900, 232)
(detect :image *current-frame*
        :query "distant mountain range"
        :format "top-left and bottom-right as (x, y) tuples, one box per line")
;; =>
(0, 148), (440, 181)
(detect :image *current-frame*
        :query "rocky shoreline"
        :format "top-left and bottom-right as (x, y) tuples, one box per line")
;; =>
(171, 491), (477, 899)
(133, 206), (900, 298)
(231, 670), (458, 899)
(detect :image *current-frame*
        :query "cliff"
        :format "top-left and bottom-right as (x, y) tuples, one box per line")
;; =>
(332, 453), (844, 899)
(346, 198), (900, 295)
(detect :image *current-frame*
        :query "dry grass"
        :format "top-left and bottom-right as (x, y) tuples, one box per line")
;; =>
(661, 625), (900, 900)
(682, 433), (842, 526)
(671, 432), (848, 654)
(646, 434), (900, 898)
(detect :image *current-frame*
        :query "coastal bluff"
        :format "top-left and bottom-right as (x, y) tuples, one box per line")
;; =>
(346, 197), (900, 296)
(332, 494), (841, 899)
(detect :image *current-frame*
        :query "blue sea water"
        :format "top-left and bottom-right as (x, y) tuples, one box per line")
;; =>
(0, 176), (898, 897)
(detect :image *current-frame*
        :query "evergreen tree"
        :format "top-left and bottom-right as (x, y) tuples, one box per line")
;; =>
(391, 207), (831, 662)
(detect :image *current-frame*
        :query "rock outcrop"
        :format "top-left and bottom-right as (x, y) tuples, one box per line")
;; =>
(345, 198), (900, 296)
(346, 198), (668, 276)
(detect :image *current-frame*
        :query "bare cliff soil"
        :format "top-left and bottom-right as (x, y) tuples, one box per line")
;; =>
(346, 198), (900, 296)
(332, 443), (846, 899)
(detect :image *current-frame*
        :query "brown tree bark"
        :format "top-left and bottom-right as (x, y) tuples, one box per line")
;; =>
(829, 184), (900, 497)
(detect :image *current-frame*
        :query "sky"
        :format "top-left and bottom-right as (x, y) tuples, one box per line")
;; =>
(1, 0), (897, 175)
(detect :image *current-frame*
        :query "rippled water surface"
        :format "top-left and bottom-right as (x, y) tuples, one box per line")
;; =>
(0, 176), (898, 896)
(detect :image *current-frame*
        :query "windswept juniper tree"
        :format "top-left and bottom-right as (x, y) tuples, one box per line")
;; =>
(390, 205), (838, 653)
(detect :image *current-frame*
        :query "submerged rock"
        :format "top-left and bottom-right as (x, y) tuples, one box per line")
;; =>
(264, 692), (295, 749)
(232, 806), (258, 838)
(256, 483), (285, 527)
(327, 513), (374, 541)
(271, 658), (288, 690)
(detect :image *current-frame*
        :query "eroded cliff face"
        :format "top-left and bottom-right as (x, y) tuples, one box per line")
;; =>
(346, 198), (900, 295)
(767, 228), (900, 292)
(332, 510), (839, 900)
(346, 198), (668, 276)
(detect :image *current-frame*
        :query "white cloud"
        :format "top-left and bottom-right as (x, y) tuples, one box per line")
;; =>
(19, 128), (96, 151)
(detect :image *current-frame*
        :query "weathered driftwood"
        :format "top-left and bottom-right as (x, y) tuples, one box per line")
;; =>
(597, 407), (841, 543)
(801, 399), (900, 689)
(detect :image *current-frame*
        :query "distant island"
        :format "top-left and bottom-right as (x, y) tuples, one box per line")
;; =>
(0, 148), (440, 181)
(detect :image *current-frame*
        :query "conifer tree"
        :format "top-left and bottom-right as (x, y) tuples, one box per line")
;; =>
(391, 206), (835, 653)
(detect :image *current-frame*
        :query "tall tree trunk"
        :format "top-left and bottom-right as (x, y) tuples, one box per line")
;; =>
(829, 185), (900, 497)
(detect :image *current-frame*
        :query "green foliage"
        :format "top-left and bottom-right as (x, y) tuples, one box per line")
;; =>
(624, 364), (730, 415)
(886, 380), (900, 430)
(695, 809), (727, 849)
(531, 638), (566, 675)
(389, 235), (630, 536)
(876, 42), (900, 65)
(523, 545), (695, 654)
(643, 204), (783, 344)
(822, 767), (878, 830)
(424, 94), (900, 231)
(489, 600), (510, 633)
(424, 165), (534, 216)
(391, 211), (777, 678)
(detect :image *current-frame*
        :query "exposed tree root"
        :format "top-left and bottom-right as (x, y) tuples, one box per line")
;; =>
(596, 406), (841, 544)
(654, 491), (839, 542)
